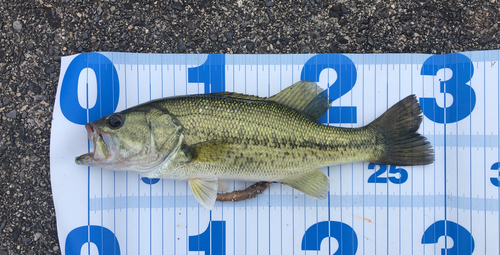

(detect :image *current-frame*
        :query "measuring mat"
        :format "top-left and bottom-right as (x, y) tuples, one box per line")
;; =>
(51, 52), (500, 255)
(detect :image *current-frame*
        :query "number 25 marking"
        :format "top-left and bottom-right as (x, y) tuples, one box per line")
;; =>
(302, 221), (358, 255)
(367, 163), (408, 184)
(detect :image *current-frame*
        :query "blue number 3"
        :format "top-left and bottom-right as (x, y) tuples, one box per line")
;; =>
(419, 53), (475, 124)
(422, 220), (475, 255)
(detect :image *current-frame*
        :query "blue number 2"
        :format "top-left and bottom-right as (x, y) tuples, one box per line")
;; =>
(422, 220), (475, 255)
(301, 54), (357, 124)
(302, 221), (358, 255)
(420, 53), (475, 123)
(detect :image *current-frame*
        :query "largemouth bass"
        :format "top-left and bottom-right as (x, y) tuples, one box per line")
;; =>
(76, 81), (434, 209)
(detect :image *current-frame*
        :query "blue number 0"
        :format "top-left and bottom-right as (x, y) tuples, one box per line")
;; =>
(419, 53), (475, 123)
(60, 53), (120, 125)
(65, 225), (120, 255)
(301, 54), (357, 124)
(491, 162), (500, 187)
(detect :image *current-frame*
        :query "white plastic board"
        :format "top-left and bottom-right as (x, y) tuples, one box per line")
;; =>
(51, 52), (500, 255)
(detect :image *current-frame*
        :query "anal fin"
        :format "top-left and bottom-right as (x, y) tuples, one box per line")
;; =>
(188, 177), (218, 210)
(281, 169), (329, 199)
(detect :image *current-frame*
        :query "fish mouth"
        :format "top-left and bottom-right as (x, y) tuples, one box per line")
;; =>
(75, 123), (114, 165)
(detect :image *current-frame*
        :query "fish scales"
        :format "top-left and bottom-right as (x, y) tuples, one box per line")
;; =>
(149, 95), (379, 180)
(76, 81), (433, 209)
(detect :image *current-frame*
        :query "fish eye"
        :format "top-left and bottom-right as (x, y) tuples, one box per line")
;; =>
(108, 114), (124, 129)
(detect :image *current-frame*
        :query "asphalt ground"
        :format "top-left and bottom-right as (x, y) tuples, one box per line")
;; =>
(1, 0), (499, 254)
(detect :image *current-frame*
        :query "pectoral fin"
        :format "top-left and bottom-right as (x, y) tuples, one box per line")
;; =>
(188, 177), (218, 210)
(184, 140), (232, 163)
(281, 169), (329, 199)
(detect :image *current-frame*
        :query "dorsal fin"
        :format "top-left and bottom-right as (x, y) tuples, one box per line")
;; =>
(268, 81), (331, 121)
(210, 81), (331, 122)
(210, 92), (265, 101)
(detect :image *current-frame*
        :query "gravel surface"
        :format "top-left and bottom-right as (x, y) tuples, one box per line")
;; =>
(0, 0), (499, 254)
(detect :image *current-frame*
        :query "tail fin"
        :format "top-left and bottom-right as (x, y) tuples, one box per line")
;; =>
(368, 95), (434, 166)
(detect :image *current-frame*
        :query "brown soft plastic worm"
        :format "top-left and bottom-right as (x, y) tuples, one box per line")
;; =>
(216, 182), (272, 202)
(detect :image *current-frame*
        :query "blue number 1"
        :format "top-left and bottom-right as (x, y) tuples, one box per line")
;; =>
(188, 54), (225, 93)
(189, 221), (226, 255)
(420, 53), (475, 123)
